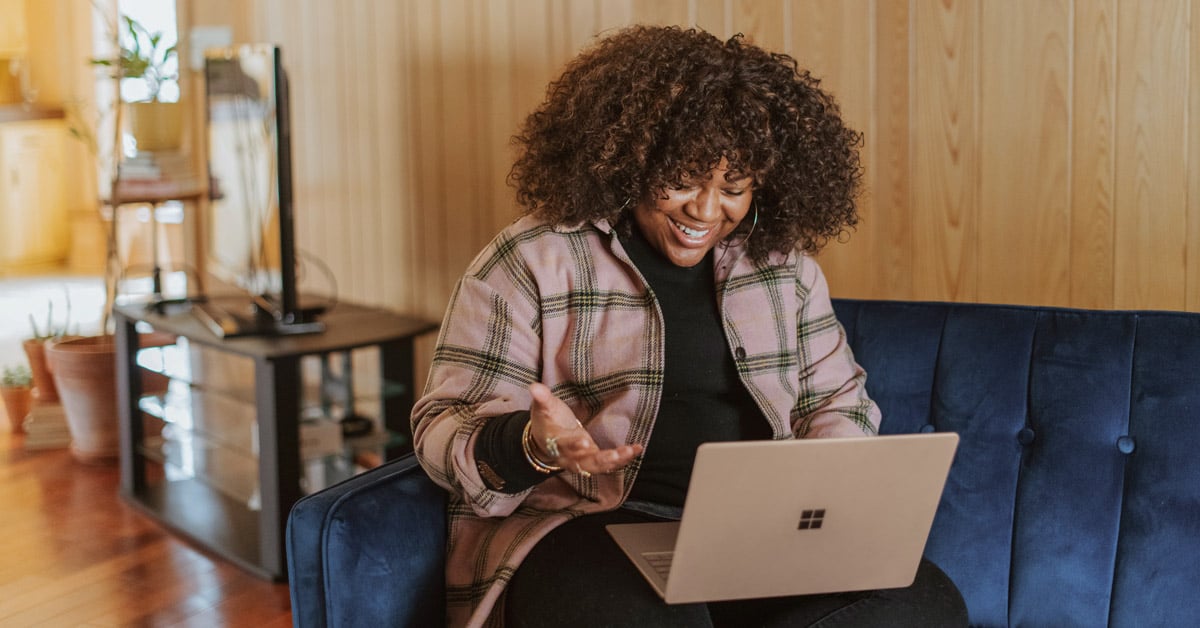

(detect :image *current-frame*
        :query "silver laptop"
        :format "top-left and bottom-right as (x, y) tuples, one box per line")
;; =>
(606, 433), (959, 604)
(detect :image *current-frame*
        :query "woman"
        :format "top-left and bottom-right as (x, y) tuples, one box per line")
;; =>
(412, 25), (967, 627)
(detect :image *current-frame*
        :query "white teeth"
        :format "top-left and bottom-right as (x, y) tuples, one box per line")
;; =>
(671, 218), (710, 238)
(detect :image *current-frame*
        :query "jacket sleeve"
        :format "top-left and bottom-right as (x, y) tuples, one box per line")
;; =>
(791, 255), (881, 438)
(410, 266), (545, 518)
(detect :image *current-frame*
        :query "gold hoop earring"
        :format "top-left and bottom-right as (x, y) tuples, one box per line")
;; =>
(726, 202), (758, 248)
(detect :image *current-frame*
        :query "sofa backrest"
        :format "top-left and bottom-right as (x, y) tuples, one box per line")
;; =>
(831, 299), (1200, 627)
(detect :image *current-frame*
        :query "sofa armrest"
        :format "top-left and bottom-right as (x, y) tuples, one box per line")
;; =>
(287, 454), (447, 627)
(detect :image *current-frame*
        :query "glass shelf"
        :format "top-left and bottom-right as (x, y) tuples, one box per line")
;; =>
(136, 339), (409, 410)
(138, 380), (257, 455)
(139, 432), (260, 508)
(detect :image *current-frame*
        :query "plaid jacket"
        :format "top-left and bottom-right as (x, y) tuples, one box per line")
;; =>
(411, 215), (880, 627)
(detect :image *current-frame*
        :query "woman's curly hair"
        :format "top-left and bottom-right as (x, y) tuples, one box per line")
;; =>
(509, 25), (864, 261)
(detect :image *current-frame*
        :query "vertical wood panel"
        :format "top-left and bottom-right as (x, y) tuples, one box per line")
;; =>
(978, 0), (1071, 306)
(633, 0), (689, 26)
(482, 0), (522, 239)
(1189, 0), (1200, 311)
(354, 1), (383, 304)
(302, 1), (339, 296)
(596, 0), (634, 36)
(911, 0), (980, 302)
(370, 0), (412, 309)
(868, 0), (914, 300)
(693, 0), (730, 35)
(511, 0), (556, 143)
(733, 0), (785, 50)
(313, 2), (344, 298)
(788, 0), (878, 299)
(1071, 0), (1117, 309)
(335, 3), (362, 300)
(1113, 0), (1190, 309)
(439, 0), (482, 285)
(564, 0), (599, 55)
(291, 2), (321, 299)
(410, 0), (448, 314)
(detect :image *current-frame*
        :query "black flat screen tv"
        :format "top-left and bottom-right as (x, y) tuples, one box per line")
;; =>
(201, 44), (323, 336)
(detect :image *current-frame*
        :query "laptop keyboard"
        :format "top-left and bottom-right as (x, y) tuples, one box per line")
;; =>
(642, 551), (674, 581)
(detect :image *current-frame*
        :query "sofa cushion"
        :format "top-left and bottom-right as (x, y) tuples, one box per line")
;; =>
(833, 300), (1200, 627)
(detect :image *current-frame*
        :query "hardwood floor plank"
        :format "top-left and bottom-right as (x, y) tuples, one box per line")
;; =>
(0, 431), (292, 626)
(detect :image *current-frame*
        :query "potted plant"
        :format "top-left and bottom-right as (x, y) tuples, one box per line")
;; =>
(1, 365), (34, 434)
(90, 13), (180, 152)
(22, 298), (75, 405)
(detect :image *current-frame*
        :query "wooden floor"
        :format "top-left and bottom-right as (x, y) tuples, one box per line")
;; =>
(0, 429), (293, 627)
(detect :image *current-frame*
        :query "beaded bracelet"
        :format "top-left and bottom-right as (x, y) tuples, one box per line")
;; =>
(522, 420), (563, 474)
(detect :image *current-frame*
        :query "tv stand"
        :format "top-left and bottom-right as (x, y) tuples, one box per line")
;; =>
(113, 300), (438, 580)
(191, 296), (326, 338)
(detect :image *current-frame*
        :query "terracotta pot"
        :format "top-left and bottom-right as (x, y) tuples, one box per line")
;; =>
(22, 339), (61, 403)
(1, 385), (32, 433)
(45, 336), (119, 464)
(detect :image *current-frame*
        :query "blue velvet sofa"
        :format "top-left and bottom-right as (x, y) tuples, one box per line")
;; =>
(287, 299), (1200, 627)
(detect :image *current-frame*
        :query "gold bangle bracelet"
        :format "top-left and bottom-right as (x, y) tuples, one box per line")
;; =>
(522, 420), (562, 474)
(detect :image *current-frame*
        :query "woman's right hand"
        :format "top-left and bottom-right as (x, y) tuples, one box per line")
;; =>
(527, 383), (643, 476)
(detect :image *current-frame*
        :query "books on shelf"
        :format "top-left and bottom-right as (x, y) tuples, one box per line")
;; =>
(115, 150), (203, 200)
(23, 403), (71, 450)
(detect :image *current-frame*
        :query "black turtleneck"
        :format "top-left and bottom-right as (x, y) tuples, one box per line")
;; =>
(620, 226), (769, 507)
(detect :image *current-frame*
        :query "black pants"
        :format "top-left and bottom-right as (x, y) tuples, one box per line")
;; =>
(505, 509), (968, 628)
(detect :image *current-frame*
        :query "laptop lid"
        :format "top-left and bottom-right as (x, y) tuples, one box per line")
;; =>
(607, 432), (959, 604)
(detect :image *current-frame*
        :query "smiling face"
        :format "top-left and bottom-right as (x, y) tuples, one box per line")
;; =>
(632, 161), (755, 267)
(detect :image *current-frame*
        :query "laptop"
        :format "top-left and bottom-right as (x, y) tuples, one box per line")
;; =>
(605, 432), (959, 604)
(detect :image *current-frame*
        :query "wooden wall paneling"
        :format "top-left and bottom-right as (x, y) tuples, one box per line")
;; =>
(369, 0), (411, 310)
(561, 0), (599, 57)
(309, 2), (345, 302)
(199, 0), (1200, 319)
(632, 0), (690, 26)
(481, 0), (521, 240)
(352, 1), (383, 305)
(409, 0), (449, 316)
(733, 0), (786, 51)
(508, 0), (564, 302)
(694, 0), (732, 36)
(977, 0), (1071, 307)
(330, 1), (361, 300)
(867, 0), (913, 301)
(466, 0), (493, 262)
(910, 0), (980, 303)
(285, 2), (317, 300)
(1070, 0), (1117, 309)
(1189, 0), (1200, 311)
(546, 0), (570, 61)
(510, 0), (557, 162)
(788, 0), (879, 300)
(1113, 0), (1190, 310)
(596, 0), (635, 36)
(438, 0), (485, 289)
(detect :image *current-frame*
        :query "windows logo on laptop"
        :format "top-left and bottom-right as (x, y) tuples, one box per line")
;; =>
(797, 508), (826, 530)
